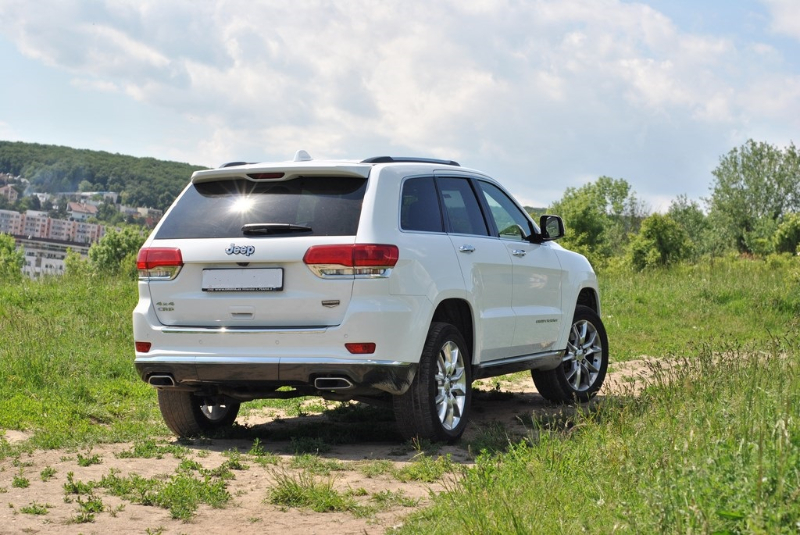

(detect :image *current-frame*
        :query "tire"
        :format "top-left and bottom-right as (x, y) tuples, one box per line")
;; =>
(393, 322), (472, 442)
(157, 390), (241, 437)
(532, 305), (609, 403)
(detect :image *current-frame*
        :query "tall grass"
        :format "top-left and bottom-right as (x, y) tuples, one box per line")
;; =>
(602, 254), (800, 361)
(395, 338), (800, 533)
(0, 275), (162, 449)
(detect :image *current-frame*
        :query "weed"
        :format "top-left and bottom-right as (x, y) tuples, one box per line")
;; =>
(357, 459), (394, 478)
(115, 439), (188, 460)
(97, 468), (230, 520)
(395, 454), (453, 483)
(39, 466), (56, 481)
(267, 469), (354, 513)
(20, 502), (51, 515)
(12, 473), (29, 488)
(372, 489), (419, 508)
(63, 472), (94, 495)
(289, 454), (344, 475)
(221, 448), (249, 470)
(76, 452), (102, 467)
(248, 438), (280, 466)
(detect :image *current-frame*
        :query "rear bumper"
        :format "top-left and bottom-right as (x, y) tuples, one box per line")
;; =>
(134, 355), (417, 396)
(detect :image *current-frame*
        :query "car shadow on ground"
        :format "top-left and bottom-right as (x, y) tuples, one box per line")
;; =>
(169, 387), (618, 464)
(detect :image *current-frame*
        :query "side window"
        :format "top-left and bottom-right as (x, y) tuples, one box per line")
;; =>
(477, 181), (532, 241)
(437, 177), (489, 236)
(400, 177), (443, 232)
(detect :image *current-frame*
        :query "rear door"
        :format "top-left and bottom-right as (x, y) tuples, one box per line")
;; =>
(435, 175), (516, 361)
(144, 172), (368, 328)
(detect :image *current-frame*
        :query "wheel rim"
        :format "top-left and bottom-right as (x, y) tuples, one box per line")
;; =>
(434, 340), (467, 431)
(563, 319), (604, 392)
(199, 399), (233, 422)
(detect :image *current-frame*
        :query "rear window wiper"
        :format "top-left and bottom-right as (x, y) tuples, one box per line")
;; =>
(242, 223), (313, 235)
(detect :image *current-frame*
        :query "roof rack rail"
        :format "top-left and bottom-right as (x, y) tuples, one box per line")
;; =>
(220, 161), (253, 168)
(360, 156), (460, 166)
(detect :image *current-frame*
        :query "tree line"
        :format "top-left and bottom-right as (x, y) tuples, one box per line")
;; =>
(0, 140), (205, 211)
(2, 138), (798, 278)
(535, 139), (800, 270)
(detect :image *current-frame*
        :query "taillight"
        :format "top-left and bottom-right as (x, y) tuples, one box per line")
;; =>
(345, 343), (376, 354)
(137, 247), (183, 280)
(303, 244), (399, 278)
(135, 341), (152, 353)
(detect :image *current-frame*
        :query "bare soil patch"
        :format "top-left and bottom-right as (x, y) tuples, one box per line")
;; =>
(0, 360), (651, 535)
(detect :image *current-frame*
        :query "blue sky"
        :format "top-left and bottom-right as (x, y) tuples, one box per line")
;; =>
(1, 0), (798, 210)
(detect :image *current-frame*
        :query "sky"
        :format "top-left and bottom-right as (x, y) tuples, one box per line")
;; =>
(0, 0), (798, 210)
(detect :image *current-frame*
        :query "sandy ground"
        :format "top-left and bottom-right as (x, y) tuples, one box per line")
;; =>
(0, 360), (650, 535)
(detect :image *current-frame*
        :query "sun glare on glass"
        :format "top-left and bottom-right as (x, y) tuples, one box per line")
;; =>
(230, 196), (255, 213)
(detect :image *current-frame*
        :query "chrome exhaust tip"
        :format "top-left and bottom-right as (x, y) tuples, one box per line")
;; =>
(148, 374), (176, 387)
(314, 377), (354, 390)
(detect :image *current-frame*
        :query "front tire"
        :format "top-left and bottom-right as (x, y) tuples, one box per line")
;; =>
(532, 305), (608, 403)
(157, 390), (240, 437)
(393, 323), (472, 442)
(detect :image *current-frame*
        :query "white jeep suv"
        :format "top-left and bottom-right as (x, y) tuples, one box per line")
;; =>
(133, 151), (608, 442)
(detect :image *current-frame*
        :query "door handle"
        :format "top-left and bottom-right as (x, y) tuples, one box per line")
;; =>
(459, 244), (475, 253)
(512, 249), (527, 257)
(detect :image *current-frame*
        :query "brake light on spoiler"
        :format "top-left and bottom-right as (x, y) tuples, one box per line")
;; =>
(137, 247), (183, 280)
(303, 244), (399, 278)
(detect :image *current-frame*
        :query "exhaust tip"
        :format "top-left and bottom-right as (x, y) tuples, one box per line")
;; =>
(148, 375), (176, 387)
(314, 377), (354, 390)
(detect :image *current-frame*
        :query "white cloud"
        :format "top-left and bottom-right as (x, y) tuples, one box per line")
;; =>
(761, 0), (800, 41)
(0, 0), (797, 207)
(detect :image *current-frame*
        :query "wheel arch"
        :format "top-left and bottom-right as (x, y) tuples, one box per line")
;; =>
(430, 298), (474, 360)
(576, 287), (601, 316)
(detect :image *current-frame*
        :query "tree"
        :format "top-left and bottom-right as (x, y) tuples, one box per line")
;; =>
(706, 140), (800, 254)
(549, 176), (646, 263)
(774, 213), (800, 254)
(627, 214), (693, 270)
(0, 233), (24, 281)
(88, 226), (146, 277)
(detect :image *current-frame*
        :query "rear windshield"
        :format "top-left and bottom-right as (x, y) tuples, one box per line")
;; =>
(155, 176), (367, 239)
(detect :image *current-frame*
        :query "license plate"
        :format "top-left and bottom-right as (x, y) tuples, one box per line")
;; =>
(202, 268), (283, 292)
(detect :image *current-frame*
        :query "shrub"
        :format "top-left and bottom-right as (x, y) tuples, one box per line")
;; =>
(774, 212), (800, 254)
(627, 214), (692, 270)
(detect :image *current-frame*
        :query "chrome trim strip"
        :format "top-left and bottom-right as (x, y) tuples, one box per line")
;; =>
(134, 355), (410, 367)
(160, 326), (329, 335)
(478, 350), (564, 368)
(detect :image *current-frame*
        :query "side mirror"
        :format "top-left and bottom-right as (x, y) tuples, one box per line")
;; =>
(539, 215), (565, 241)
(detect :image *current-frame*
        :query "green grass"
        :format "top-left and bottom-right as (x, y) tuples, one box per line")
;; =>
(601, 255), (800, 361)
(394, 339), (800, 534)
(267, 468), (357, 513)
(1, 255), (798, 530)
(0, 275), (163, 450)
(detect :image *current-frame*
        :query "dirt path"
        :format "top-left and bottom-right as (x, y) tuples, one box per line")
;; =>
(0, 361), (650, 535)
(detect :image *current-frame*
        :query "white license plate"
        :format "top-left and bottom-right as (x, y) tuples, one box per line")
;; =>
(202, 268), (284, 292)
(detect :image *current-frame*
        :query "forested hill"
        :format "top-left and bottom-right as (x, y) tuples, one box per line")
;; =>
(0, 140), (207, 210)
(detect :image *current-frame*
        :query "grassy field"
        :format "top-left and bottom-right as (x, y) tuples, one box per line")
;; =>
(1, 255), (798, 532)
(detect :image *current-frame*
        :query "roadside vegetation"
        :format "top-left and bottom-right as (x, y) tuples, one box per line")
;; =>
(0, 138), (798, 531)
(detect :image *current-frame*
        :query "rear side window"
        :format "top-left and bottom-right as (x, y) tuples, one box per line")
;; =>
(400, 177), (443, 232)
(437, 177), (489, 236)
(156, 177), (366, 239)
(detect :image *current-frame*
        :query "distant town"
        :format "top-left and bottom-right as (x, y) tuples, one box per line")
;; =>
(1, 172), (162, 278)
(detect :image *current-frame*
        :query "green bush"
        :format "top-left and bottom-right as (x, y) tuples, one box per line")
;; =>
(627, 213), (692, 270)
(0, 233), (23, 281)
(88, 226), (146, 277)
(774, 213), (800, 254)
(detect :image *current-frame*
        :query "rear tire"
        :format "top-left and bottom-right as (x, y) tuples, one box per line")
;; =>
(393, 323), (472, 442)
(157, 390), (240, 437)
(532, 305), (608, 403)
